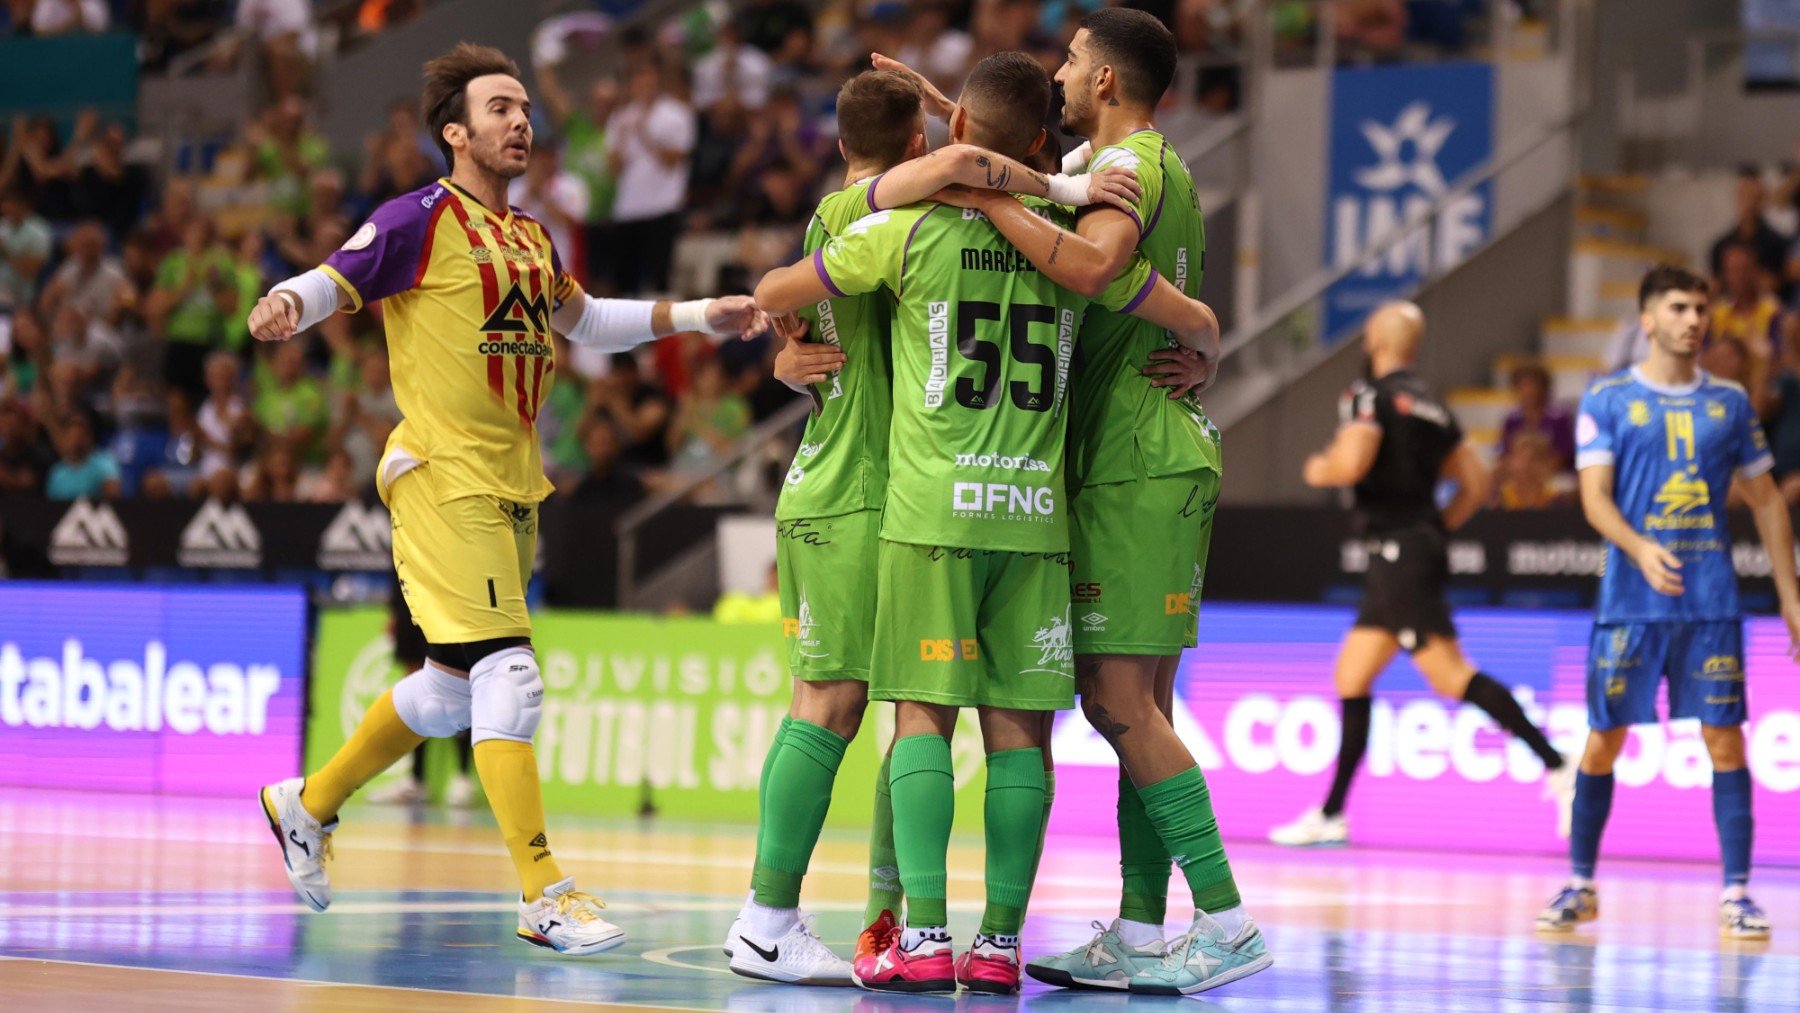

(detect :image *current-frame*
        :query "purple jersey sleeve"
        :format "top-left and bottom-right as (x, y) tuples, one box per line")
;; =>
(322, 185), (443, 310)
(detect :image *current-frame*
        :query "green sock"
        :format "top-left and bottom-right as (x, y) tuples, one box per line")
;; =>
(754, 715), (794, 859)
(890, 733), (954, 927)
(1118, 771), (1171, 924)
(865, 752), (904, 924)
(1138, 765), (1241, 913)
(750, 719), (848, 908)
(1026, 768), (1055, 888)
(979, 748), (1045, 937)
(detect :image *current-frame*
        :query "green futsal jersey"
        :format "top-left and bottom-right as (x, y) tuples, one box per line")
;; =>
(1070, 129), (1222, 488)
(813, 197), (1156, 553)
(774, 177), (894, 522)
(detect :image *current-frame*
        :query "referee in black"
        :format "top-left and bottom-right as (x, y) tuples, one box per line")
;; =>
(1267, 301), (1571, 846)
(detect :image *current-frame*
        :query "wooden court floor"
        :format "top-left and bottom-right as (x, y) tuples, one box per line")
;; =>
(1, 787), (1795, 1011)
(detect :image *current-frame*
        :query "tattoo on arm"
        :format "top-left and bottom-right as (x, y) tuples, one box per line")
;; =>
(1026, 168), (1048, 193)
(975, 153), (1010, 190)
(1048, 232), (1065, 265)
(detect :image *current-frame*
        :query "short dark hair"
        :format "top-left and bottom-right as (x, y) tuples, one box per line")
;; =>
(1638, 263), (1708, 309)
(1080, 7), (1177, 107)
(960, 52), (1051, 160)
(421, 42), (522, 172)
(836, 70), (922, 168)
(1509, 360), (1551, 390)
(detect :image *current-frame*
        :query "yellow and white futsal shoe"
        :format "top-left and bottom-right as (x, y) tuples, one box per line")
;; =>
(259, 777), (334, 912)
(517, 876), (627, 955)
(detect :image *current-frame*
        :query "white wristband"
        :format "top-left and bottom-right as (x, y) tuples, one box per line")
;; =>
(670, 298), (718, 335)
(270, 268), (342, 333)
(1046, 173), (1089, 207)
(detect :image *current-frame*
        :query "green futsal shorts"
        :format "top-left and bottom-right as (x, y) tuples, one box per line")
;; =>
(776, 509), (880, 682)
(1070, 470), (1219, 655)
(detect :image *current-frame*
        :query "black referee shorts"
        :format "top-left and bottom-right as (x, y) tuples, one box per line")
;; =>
(1354, 524), (1457, 652)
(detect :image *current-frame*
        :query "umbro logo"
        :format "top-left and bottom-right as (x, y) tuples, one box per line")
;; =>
(1081, 612), (1107, 631)
(529, 833), (548, 848)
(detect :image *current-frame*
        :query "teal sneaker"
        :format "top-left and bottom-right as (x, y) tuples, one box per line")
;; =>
(1025, 920), (1166, 991)
(1128, 913), (1272, 996)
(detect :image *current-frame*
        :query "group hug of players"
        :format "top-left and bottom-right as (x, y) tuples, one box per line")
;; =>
(243, 6), (1789, 1002)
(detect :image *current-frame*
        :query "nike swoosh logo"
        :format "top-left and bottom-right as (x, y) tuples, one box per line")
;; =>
(739, 936), (779, 962)
(288, 830), (310, 856)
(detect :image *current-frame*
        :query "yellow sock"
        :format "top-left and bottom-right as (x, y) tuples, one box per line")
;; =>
(474, 739), (565, 901)
(301, 689), (425, 823)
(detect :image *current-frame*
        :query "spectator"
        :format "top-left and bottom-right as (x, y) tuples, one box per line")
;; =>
(44, 413), (121, 500)
(223, 230), (269, 352)
(0, 186), (52, 311)
(1499, 361), (1575, 470)
(533, 55), (620, 289)
(893, 2), (975, 97)
(570, 417), (647, 509)
(49, 302), (122, 388)
(148, 217), (236, 402)
(30, 0), (110, 34)
(144, 177), (200, 256)
(607, 56), (696, 293)
(243, 441), (301, 502)
(336, 344), (400, 486)
(1711, 168), (1790, 282)
(595, 351), (672, 468)
(693, 20), (775, 111)
(1766, 324), (1800, 505)
(71, 118), (151, 242)
(668, 356), (750, 472)
(299, 447), (357, 502)
(2, 117), (76, 222)
(509, 145), (589, 275)
(252, 97), (332, 218)
(141, 389), (204, 499)
(231, 0), (319, 99)
(106, 366), (169, 495)
(740, 0), (814, 54)
(1336, 0), (1408, 64)
(253, 339), (328, 462)
(40, 220), (133, 334)
(0, 398), (54, 496)
(1712, 242), (1783, 412)
(5, 309), (49, 398)
(196, 351), (250, 498)
(1495, 431), (1571, 510)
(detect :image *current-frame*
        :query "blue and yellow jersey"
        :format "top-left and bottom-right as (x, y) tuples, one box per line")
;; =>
(1576, 367), (1773, 623)
(323, 178), (577, 504)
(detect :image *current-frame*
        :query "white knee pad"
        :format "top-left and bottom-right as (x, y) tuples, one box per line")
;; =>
(391, 662), (473, 738)
(470, 646), (543, 744)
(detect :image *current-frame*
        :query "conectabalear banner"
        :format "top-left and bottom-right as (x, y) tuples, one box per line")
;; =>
(308, 604), (1800, 865)
(0, 582), (308, 795)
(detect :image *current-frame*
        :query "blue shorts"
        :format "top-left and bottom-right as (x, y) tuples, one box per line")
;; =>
(1586, 621), (1747, 730)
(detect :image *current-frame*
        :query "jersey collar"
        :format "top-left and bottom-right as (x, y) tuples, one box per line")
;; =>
(441, 178), (514, 225)
(1629, 365), (1704, 396)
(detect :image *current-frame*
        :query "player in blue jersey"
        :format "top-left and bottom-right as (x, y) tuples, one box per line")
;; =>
(1537, 265), (1800, 940)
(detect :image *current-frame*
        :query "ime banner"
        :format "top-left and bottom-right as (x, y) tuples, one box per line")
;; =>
(0, 583), (308, 795)
(1323, 62), (1494, 339)
(1050, 604), (1800, 867)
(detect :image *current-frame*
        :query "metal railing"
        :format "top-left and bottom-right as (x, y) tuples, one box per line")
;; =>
(613, 396), (812, 609)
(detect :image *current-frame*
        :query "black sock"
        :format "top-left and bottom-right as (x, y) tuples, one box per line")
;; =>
(1463, 672), (1562, 768)
(1323, 696), (1372, 818)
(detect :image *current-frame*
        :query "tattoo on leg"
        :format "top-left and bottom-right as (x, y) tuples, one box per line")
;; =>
(1088, 703), (1132, 741)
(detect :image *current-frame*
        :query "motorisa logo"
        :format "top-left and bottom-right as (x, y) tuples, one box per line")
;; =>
(1323, 63), (1493, 338)
(954, 452), (1050, 472)
(318, 501), (392, 570)
(178, 499), (262, 568)
(952, 482), (1055, 521)
(48, 498), (129, 566)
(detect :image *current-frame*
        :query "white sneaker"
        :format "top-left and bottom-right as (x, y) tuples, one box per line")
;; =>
(259, 778), (334, 911)
(366, 775), (426, 805)
(729, 914), (854, 986)
(445, 773), (476, 808)
(1268, 806), (1347, 847)
(517, 876), (627, 955)
(1544, 758), (1577, 839)
(723, 891), (754, 956)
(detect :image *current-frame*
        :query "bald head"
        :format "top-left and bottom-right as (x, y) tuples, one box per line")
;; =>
(1364, 301), (1424, 368)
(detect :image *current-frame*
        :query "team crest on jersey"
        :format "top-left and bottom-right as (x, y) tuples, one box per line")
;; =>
(1025, 610), (1074, 676)
(342, 222), (377, 251)
(1628, 401), (1650, 426)
(1610, 627), (1630, 656)
(1707, 401), (1727, 420)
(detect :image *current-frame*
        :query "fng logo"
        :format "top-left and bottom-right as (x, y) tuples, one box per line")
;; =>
(951, 482), (1055, 518)
(920, 639), (979, 662)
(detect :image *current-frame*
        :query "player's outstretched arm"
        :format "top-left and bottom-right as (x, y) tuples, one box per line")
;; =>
(1736, 471), (1800, 650)
(933, 187), (1137, 298)
(753, 260), (834, 317)
(549, 288), (770, 350)
(250, 271), (356, 342)
(1438, 441), (1491, 531)
(869, 144), (1139, 214)
(1578, 464), (1683, 596)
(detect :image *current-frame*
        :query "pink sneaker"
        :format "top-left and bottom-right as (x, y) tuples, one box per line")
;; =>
(853, 930), (956, 993)
(957, 941), (1022, 995)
